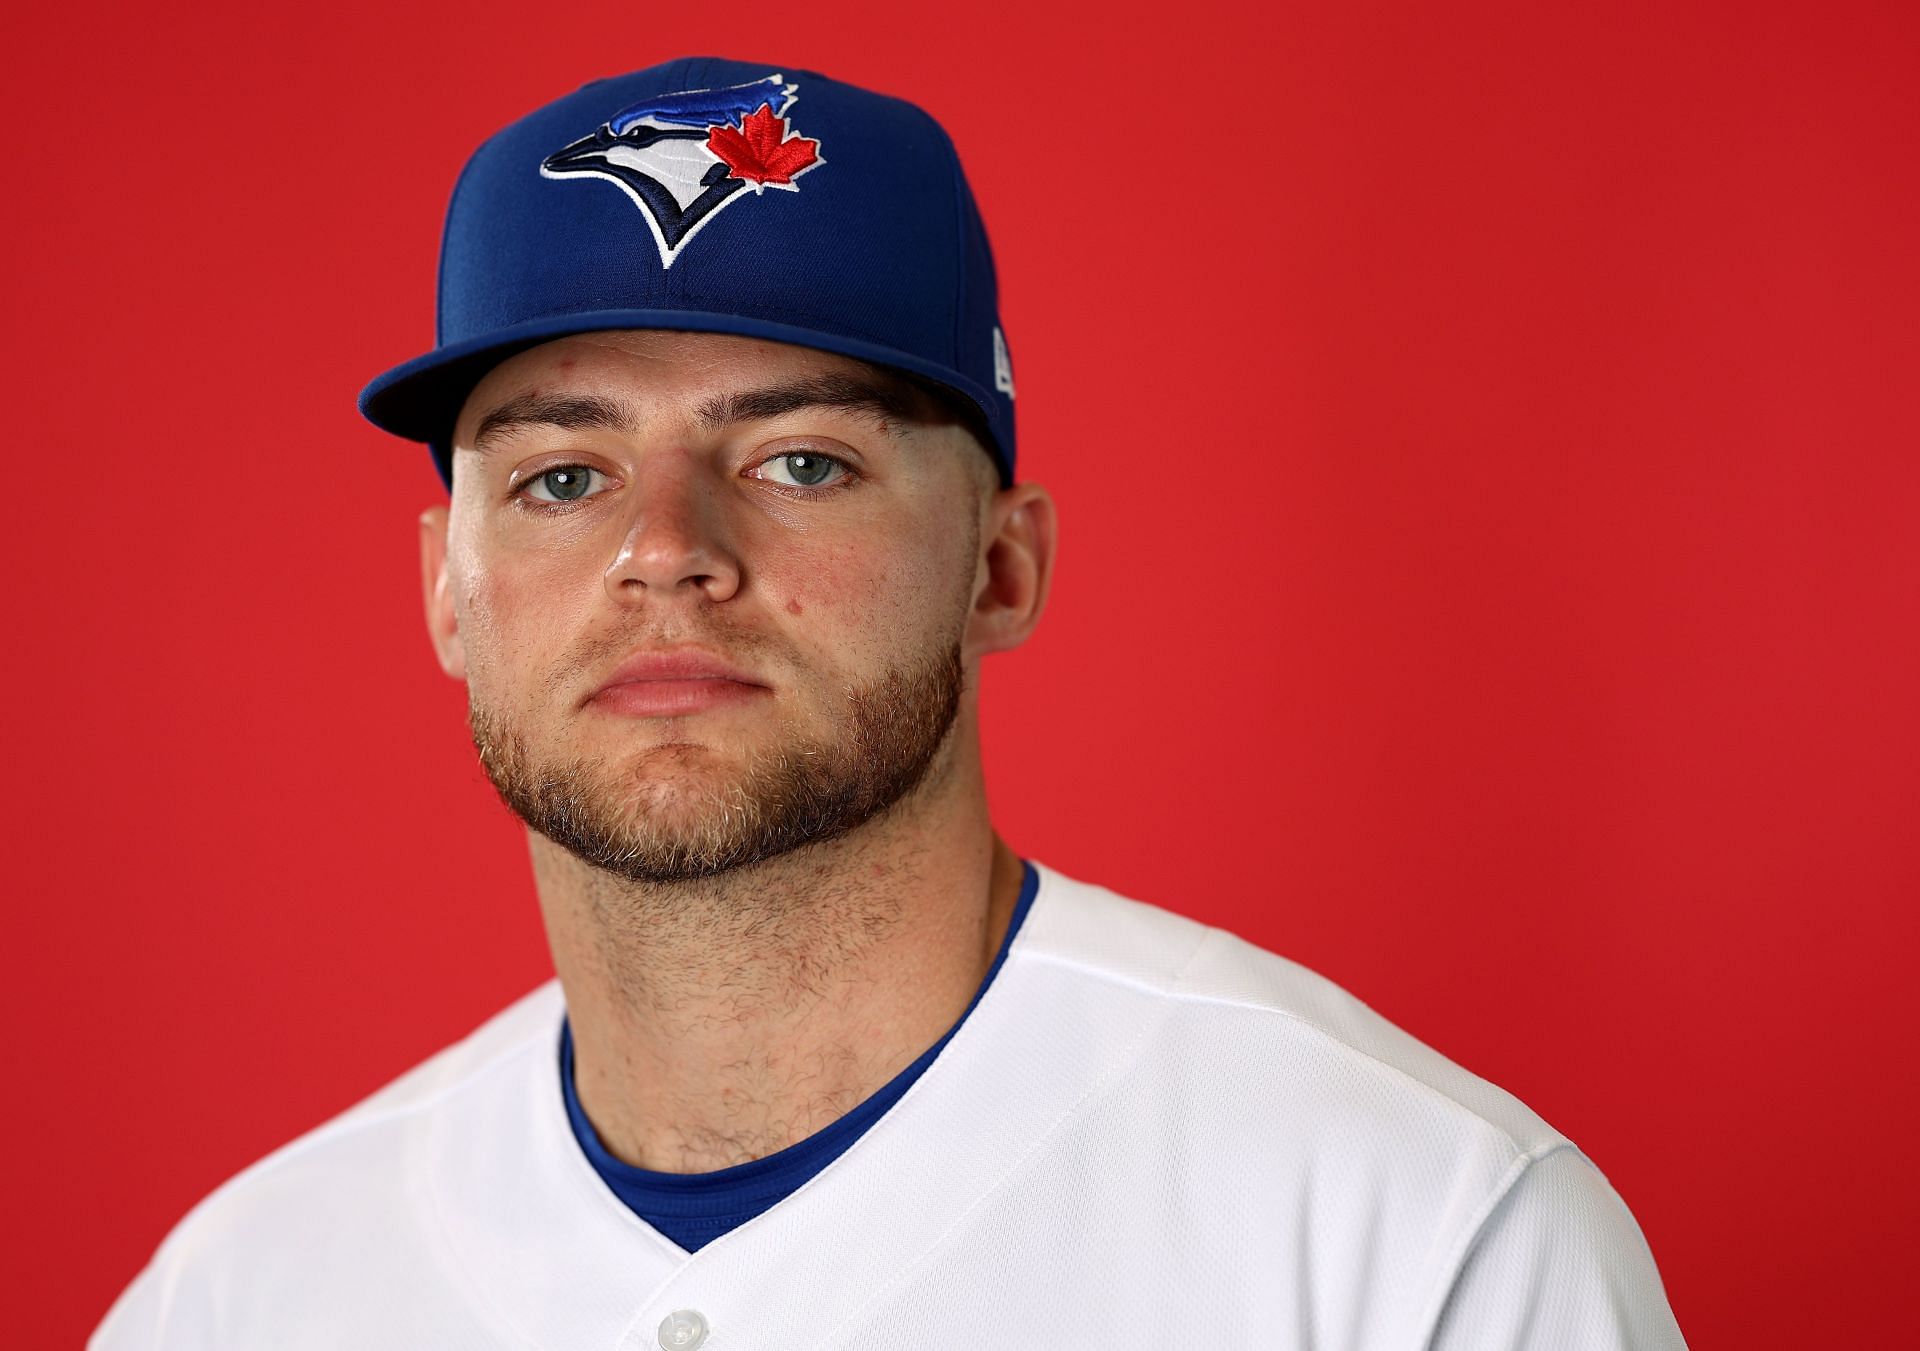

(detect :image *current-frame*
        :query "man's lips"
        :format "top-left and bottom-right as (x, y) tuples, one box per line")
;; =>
(587, 649), (770, 718)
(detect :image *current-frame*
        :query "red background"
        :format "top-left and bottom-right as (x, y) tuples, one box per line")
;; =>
(6, 2), (1915, 1344)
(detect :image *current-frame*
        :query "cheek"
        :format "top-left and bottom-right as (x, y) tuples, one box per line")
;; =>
(769, 528), (969, 658)
(776, 540), (875, 608)
(453, 550), (585, 695)
(767, 538), (895, 626)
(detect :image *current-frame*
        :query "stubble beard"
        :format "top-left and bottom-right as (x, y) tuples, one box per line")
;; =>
(468, 640), (966, 885)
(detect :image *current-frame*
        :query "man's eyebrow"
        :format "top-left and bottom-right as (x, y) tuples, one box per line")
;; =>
(695, 373), (928, 435)
(472, 392), (636, 452)
(470, 373), (932, 454)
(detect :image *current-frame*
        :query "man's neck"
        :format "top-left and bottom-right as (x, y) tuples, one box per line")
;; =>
(529, 757), (1023, 1173)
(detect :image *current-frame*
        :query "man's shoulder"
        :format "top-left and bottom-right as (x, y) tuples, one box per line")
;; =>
(183, 977), (560, 1208)
(91, 981), (565, 1348)
(226, 977), (562, 1175)
(318, 978), (566, 1128)
(1022, 862), (1570, 1162)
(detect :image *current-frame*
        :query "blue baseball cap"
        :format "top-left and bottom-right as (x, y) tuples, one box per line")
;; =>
(358, 56), (1016, 487)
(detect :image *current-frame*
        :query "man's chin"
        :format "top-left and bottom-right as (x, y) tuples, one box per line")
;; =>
(606, 774), (759, 836)
(513, 742), (840, 882)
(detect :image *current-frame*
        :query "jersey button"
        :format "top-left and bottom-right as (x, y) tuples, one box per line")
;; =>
(658, 1309), (710, 1350)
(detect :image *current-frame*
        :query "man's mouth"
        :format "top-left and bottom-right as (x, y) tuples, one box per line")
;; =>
(586, 648), (770, 719)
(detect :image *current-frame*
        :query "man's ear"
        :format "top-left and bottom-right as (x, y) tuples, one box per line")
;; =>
(419, 506), (466, 680)
(966, 482), (1057, 659)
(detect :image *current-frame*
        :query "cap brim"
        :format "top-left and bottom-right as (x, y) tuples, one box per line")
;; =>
(358, 308), (1009, 487)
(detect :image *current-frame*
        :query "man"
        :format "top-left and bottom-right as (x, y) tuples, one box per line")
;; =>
(94, 57), (1687, 1349)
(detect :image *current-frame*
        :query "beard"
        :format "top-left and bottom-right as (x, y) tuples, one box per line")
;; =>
(468, 639), (965, 885)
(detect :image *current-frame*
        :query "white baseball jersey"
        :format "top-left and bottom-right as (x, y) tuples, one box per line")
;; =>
(92, 862), (1687, 1349)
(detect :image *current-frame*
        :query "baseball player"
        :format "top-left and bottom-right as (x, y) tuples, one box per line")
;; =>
(93, 58), (1687, 1349)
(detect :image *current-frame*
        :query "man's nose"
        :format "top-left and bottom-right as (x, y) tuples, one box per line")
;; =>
(604, 451), (742, 603)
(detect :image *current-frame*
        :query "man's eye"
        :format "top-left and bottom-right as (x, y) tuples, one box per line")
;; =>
(520, 465), (607, 503)
(754, 452), (848, 489)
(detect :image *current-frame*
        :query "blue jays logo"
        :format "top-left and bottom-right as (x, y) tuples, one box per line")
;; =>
(541, 73), (825, 269)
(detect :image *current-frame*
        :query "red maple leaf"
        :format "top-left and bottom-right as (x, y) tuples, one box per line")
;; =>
(707, 104), (821, 188)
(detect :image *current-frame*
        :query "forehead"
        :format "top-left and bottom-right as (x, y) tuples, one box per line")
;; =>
(453, 330), (904, 445)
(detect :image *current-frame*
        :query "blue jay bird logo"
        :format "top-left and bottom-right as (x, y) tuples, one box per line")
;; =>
(541, 73), (825, 269)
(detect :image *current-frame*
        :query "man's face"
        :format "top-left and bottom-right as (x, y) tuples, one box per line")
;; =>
(425, 330), (1000, 883)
